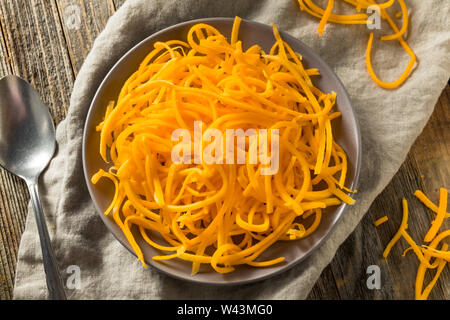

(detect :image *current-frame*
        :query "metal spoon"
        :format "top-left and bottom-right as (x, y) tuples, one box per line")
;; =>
(0, 75), (66, 300)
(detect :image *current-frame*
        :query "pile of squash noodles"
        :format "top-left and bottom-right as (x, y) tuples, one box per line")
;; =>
(92, 17), (355, 274)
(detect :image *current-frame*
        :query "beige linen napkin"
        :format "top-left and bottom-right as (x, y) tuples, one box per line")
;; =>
(13, 0), (450, 299)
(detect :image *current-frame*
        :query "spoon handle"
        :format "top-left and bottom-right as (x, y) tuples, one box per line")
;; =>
(27, 180), (67, 300)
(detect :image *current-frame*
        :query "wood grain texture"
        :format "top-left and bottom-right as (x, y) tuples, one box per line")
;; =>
(0, 0), (75, 123)
(308, 86), (450, 300)
(0, 10), (15, 299)
(0, 0), (448, 300)
(56, 0), (116, 75)
(0, 0), (74, 300)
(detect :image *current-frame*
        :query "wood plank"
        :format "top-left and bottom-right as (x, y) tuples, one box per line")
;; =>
(0, 172), (29, 300)
(365, 153), (433, 300)
(113, 0), (125, 9)
(55, 0), (116, 75)
(0, 6), (15, 300)
(326, 208), (397, 300)
(0, 0), (74, 123)
(409, 85), (449, 299)
(307, 263), (341, 299)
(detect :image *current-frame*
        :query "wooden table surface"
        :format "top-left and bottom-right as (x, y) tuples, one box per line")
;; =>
(0, 0), (448, 300)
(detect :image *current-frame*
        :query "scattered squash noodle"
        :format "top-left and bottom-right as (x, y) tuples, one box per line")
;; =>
(380, 188), (449, 300)
(373, 215), (388, 227)
(297, 0), (416, 89)
(92, 17), (355, 274)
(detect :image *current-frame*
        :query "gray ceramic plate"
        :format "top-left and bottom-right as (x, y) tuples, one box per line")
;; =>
(82, 17), (361, 285)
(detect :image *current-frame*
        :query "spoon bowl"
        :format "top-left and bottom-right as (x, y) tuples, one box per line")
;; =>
(0, 75), (55, 179)
(0, 75), (66, 299)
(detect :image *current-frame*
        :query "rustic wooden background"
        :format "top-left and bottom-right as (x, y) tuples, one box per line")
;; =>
(0, 0), (448, 300)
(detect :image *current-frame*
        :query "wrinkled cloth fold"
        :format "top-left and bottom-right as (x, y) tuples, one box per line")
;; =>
(13, 0), (450, 299)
